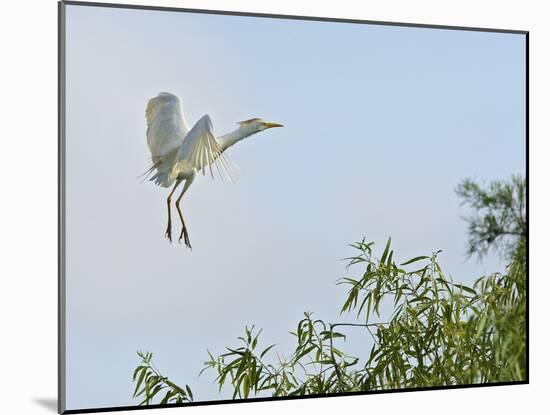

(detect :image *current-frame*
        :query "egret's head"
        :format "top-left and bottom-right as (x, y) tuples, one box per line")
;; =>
(238, 118), (284, 133)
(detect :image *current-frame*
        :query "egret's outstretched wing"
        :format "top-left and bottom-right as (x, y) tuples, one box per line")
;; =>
(146, 92), (190, 163)
(178, 114), (234, 181)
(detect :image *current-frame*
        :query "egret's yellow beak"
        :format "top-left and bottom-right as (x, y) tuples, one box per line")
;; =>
(264, 122), (284, 129)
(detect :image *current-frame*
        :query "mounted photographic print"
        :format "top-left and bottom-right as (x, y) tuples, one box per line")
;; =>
(58, 1), (528, 413)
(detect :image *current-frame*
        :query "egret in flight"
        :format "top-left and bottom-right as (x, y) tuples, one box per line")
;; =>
(144, 92), (284, 249)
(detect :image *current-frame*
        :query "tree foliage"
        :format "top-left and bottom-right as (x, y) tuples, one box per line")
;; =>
(132, 176), (526, 404)
(132, 351), (194, 405)
(456, 175), (526, 259)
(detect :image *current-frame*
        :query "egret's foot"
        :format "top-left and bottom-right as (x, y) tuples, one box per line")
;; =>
(165, 225), (173, 243)
(178, 227), (192, 250)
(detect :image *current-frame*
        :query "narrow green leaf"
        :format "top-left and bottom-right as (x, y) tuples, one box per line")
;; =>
(452, 283), (477, 295)
(185, 385), (194, 401)
(400, 256), (430, 266)
(260, 344), (276, 359)
(133, 368), (147, 397)
(380, 237), (392, 263)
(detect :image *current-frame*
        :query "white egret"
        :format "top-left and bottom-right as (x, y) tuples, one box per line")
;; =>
(144, 92), (284, 249)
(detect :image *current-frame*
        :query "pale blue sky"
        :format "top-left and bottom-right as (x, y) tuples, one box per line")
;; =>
(64, 3), (526, 410)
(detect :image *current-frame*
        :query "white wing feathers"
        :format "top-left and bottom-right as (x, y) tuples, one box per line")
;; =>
(146, 92), (189, 163)
(144, 93), (234, 187)
(178, 114), (234, 182)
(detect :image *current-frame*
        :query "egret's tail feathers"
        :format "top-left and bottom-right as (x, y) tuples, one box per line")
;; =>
(139, 149), (179, 188)
(137, 160), (161, 183)
(149, 170), (172, 187)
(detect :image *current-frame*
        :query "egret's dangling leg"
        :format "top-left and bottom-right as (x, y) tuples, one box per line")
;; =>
(165, 178), (183, 242)
(176, 173), (196, 249)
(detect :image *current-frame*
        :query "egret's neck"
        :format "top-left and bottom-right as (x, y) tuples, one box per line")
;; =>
(218, 126), (259, 152)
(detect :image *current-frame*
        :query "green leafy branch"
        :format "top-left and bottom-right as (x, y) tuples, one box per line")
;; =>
(132, 351), (194, 405)
(131, 176), (526, 404)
